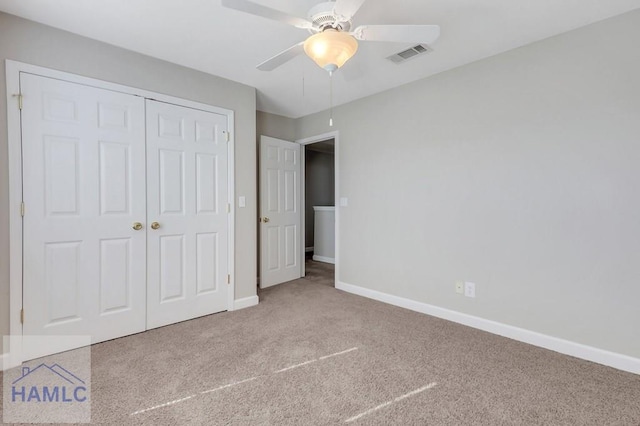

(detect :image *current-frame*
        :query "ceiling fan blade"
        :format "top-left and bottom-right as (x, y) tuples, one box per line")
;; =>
(257, 42), (305, 71)
(353, 25), (441, 44)
(333, 0), (367, 19)
(221, 0), (313, 29)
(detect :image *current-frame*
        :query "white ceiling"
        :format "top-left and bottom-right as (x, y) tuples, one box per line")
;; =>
(1, 0), (638, 118)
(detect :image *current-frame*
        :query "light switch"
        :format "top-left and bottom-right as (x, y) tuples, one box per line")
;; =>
(238, 196), (246, 208)
(339, 197), (348, 207)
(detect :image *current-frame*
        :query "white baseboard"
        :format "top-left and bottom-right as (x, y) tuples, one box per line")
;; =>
(336, 281), (640, 375)
(305, 246), (314, 253)
(312, 255), (335, 264)
(233, 295), (259, 311)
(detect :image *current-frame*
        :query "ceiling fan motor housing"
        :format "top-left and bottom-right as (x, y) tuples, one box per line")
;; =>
(307, 1), (352, 33)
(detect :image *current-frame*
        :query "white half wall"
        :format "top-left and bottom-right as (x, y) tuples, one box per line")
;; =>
(306, 151), (335, 248)
(295, 9), (640, 360)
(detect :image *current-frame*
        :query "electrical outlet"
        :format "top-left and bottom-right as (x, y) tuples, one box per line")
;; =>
(455, 281), (464, 294)
(464, 282), (476, 298)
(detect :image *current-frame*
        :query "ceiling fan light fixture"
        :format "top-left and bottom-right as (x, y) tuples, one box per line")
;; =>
(303, 29), (358, 73)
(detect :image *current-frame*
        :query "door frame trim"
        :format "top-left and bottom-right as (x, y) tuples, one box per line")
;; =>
(4, 60), (236, 369)
(296, 131), (339, 281)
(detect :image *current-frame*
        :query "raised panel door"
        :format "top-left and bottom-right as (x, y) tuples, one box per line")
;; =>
(21, 73), (146, 360)
(146, 100), (229, 329)
(259, 136), (301, 288)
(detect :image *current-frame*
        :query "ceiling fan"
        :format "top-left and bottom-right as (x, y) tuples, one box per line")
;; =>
(221, 0), (441, 73)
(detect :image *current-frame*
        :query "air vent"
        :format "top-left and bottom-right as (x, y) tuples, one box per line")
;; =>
(387, 44), (433, 64)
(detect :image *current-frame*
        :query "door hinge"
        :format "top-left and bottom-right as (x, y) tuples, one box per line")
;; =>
(225, 131), (230, 142)
(227, 274), (231, 284)
(20, 202), (25, 217)
(227, 203), (231, 213)
(13, 93), (23, 110)
(20, 309), (24, 324)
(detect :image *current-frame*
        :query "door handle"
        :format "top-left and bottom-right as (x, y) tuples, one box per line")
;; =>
(132, 222), (143, 231)
(151, 222), (161, 230)
(263, 217), (270, 223)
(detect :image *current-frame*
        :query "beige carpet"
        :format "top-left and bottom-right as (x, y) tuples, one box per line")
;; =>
(2, 259), (639, 425)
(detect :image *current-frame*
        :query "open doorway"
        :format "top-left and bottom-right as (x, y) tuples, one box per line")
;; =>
(299, 133), (338, 286)
(304, 139), (335, 262)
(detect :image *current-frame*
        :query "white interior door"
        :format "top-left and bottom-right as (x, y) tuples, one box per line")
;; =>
(146, 100), (229, 329)
(259, 136), (301, 288)
(21, 73), (147, 360)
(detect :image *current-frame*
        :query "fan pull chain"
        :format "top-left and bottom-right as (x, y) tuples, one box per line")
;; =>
(329, 70), (334, 127)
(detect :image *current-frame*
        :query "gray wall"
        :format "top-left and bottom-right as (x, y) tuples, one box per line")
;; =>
(256, 111), (295, 142)
(305, 150), (335, 249)
(295, 10), (640, 358)
(0, 13), (257, 354)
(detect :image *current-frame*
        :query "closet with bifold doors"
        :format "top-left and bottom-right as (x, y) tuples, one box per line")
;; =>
(18, 71), (232, 361)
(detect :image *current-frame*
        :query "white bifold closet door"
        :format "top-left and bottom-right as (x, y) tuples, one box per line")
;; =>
(21, 73), (147, 360)
(145, 100), (229, 329)
(21, 74), (229, 360)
